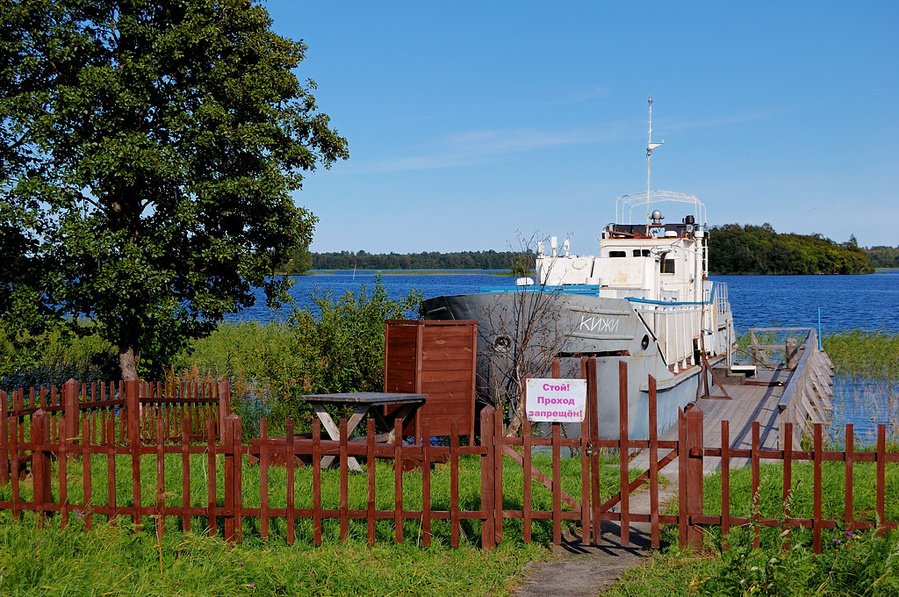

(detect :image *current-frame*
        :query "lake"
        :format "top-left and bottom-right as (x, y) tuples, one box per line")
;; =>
(231, 269), (899, 443)
(232, 269), (899, 334)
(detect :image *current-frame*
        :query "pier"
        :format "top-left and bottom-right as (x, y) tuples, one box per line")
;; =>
(634, 327), (834, 474)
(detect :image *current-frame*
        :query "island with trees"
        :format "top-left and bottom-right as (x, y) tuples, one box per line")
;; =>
(707, 223), (874, 275)
(866, 245), (899, 269)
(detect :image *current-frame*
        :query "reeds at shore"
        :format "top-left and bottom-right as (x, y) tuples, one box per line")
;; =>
(823, 330), (898, 446)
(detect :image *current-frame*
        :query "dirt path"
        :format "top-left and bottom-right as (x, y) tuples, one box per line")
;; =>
(510, 474), (679, 597)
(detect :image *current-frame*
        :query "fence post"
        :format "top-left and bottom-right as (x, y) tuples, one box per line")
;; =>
(682, 402), (704, 549)
(30, 409), (52, 518)
(785, 337), (799, 370)
(618, 360), (630, 547)
(479, 405), (496, 549)
(125, 379), (141, 446)
(0, 389), (8, 485)
(223, 413), (242, 543)
(63, 378), (80, 441)
(218, 380), (231, 439)
(493, 404), (504, 543)
(586, 357), (602, 546)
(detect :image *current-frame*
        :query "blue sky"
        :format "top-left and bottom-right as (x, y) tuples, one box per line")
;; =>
(265, 1), (897, 253)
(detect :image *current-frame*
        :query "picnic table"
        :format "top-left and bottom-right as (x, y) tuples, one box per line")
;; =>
(301, 392), (427, 471)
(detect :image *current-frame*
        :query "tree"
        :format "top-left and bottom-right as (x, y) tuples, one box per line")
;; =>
(475, 233), (573, 436)
(0, 0), (348, 379)
(279, 242), (314, 275)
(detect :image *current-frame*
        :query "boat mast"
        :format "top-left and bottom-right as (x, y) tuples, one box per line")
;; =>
(645, 96), (663, 234)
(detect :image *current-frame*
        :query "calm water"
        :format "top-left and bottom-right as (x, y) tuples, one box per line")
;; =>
(718, 271), (899, 333)
(232, 269), (899, 442)
(232, 269), (899, 334)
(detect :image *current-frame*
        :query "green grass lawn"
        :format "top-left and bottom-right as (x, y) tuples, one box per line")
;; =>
(0, 451), (627, 596)
(0, 511), (548, 596)
(607, 460), (899, 597)
(1, 450), (628, 547)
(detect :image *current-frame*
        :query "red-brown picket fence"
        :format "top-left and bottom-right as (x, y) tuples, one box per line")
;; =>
(1, 378), (229, 458)
(2, 363), (898, 552)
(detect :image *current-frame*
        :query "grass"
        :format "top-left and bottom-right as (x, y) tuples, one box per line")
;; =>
(699, 461), (899, 549)
(2, 451), (621, 548)
(823, 330), (899, 381)
(0, 446), (637, 595)
(0, 511), (546, 596)
(604, 529), (899, 596)
(0, 454), (636, 548)
(3, 328), (899, 594)
(602, 459), (899, 596)
(824, 330), (899, 446)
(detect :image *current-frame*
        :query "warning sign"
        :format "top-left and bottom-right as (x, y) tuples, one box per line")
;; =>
(525, 378), (587, 423)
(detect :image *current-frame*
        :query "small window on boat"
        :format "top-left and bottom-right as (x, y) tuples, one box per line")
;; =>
(633, 249), (650, 257)
(609, 250), (627, 258)
(661, 258), (676, 274)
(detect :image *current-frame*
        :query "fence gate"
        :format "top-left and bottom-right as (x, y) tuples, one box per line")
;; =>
(490, 356), (690, 550)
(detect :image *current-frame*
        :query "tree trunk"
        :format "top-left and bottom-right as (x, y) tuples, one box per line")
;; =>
(505, 400), (526, 437)
(119, 346), (141, 381)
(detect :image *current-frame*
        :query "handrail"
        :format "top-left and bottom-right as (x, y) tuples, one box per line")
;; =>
(775, 328), (816, 412)
(749, 327), (834, 450)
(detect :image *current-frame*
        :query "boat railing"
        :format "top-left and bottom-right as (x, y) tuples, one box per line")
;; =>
(630, 302), (702, 370)
(771, 328), (834, 449)
(715, 282), (729, 315)
(700, 281), (730, 316)
(479, 284), (601, 296)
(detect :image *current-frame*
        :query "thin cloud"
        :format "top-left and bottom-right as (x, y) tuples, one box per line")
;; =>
(354, 122), (633, 173)
(336, 109), (779, 175)
(664, 108), (784, 132)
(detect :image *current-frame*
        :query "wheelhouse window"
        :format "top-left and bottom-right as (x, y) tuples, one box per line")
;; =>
(609, 250), (627, 258)
(633, 249), (650, 257)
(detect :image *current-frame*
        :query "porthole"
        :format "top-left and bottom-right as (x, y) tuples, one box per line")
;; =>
(492, 336), (512, 353)
(641, 335), (650, 351)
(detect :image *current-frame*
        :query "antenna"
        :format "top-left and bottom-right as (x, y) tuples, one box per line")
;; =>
(645, 95), (664, 233)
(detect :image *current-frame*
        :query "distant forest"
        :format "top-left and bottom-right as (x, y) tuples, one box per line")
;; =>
(310, 250), (521, 271)
(707, 224), (873, 275)
(293, 225), (893, 275)
(867, 246), (899, 269)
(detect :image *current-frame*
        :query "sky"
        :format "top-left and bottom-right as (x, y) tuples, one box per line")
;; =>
(264, 1), (898, 254)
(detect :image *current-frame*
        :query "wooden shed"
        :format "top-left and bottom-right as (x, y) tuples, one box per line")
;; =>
(383, 319), (477, 439)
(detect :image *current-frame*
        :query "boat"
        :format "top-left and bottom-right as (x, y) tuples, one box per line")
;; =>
(420, 99), (736, 439)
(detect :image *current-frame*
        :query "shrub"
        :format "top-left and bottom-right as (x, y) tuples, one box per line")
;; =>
(174, 277), (422, 434)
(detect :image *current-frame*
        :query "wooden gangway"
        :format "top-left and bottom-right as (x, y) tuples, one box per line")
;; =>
(634, 328), (834, 474)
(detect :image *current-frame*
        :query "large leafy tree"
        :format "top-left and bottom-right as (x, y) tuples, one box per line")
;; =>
(0, 0), (348, 379)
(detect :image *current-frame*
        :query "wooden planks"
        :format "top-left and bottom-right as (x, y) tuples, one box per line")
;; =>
(383, 319), (477, 438)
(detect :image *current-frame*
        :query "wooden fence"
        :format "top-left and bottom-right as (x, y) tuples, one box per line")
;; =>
(2, 370), (897, 552)
(692, 419), (898, 552)
(1, 378), (229, 484)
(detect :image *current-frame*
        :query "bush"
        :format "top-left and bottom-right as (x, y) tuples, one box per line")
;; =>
(0, 278), (423, 436)
(174, 277), (422, 434)
(268, 278), (423, 429)
(0, 328), (118, 391)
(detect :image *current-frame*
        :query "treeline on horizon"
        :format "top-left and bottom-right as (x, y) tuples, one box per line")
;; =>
(299, 224), (894, 275)
(867, 245), (899, 269)
(310, 249), (521, 271)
